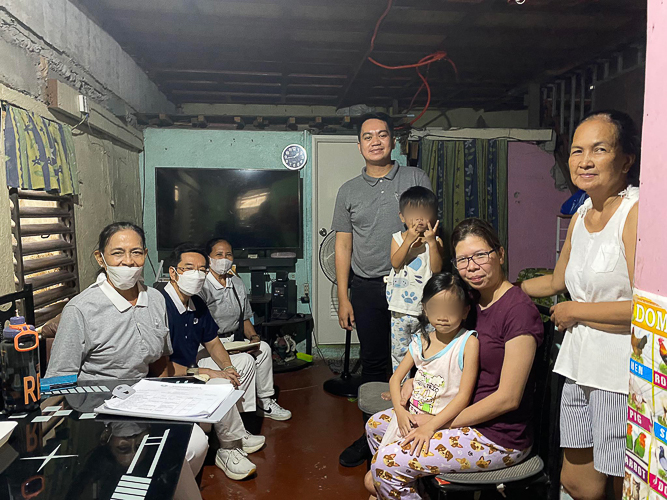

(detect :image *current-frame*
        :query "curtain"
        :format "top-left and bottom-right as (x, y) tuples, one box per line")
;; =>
(3, 104), (78, 194)
(419, 138), (508, 265)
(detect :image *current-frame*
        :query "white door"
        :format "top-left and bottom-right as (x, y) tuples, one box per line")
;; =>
(312, 136), (363, 344)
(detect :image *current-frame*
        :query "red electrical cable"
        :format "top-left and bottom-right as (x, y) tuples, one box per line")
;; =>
(407, 81), (425, 113)
(369, 0), (394, 53)
(369, 52), (456, 72)
(408, 67), (432, 126)
(366, 0), (458, 125)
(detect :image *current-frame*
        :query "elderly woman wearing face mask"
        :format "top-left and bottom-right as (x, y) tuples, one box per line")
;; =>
(521, 110), (640, 500)
(45, 222), (208, 500)
(197, 237), (291, 421)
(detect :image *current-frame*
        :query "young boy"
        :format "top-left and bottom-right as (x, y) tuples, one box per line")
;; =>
(386, 186), (443, 371)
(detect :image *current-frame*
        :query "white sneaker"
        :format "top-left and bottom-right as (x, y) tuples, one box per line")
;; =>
(242, 432), (266, 454)
(215, 448), (256, 480)
(258, 399), (292, 421)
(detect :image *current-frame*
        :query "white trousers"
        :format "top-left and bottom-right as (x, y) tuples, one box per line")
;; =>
(198, 340), (275, 412)
(213, 399), (246, 446)
(175, 424), (208, 500)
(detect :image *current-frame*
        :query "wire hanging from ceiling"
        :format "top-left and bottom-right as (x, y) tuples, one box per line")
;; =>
(366, 0), (459, 126)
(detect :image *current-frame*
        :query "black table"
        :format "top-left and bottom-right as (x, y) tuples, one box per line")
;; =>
(0, 378), (193, 500)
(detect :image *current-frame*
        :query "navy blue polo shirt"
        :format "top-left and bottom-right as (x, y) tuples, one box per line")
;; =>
(160, 283), (218, 368)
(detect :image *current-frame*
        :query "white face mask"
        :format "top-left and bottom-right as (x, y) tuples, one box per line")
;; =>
(102, 255), (144, 290)
(210, 257), (233, 275)
(175, 269), (206, 296)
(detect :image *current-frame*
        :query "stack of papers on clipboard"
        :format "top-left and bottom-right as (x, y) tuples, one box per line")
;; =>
(94, 380), (243, 423)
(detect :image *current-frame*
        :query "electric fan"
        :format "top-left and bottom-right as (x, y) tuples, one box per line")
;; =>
(319, 230), (362, 398)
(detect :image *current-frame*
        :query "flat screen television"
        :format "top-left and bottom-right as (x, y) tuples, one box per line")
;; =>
(156, 168), (302, 258)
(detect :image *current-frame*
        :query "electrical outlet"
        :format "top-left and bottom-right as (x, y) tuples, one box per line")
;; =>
(78, 95), (89, 114)
(304, 283), (309, 296)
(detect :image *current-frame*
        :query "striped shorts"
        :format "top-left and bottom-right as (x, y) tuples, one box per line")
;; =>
(560, 378), (627, 477)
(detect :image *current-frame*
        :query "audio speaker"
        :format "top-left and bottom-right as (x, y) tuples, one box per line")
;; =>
(271, 280), (297, 320)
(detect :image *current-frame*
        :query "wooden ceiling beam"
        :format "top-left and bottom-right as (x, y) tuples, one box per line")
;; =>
(101, 22), (638, 54)
(378, 0), (644, 15)
(72, 0), (646, 109)
(93, 12), (466, 38)
(151, 68), (349, 81)
(170, 89), (339, 100)
(83, 0), (643, 26)
(161, 78), (345, 89)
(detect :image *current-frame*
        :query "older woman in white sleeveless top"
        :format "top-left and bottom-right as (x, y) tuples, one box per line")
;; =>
(522, 110), (640, 500)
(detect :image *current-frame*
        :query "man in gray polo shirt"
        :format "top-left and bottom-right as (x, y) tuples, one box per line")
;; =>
(332, 112), (432, 467)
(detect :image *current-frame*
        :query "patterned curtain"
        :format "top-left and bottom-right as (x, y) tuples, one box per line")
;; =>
(3, 104), (78, 194)
(418, 138), (508, 266)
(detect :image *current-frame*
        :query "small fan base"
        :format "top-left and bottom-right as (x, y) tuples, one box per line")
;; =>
(323, 373), (362, 398)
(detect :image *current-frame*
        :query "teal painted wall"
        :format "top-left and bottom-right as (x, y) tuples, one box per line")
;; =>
(141, 128), (407, 318)
(141, 128), (313, 314)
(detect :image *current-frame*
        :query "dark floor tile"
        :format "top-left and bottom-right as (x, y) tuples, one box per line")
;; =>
(200, 362), (369, 500)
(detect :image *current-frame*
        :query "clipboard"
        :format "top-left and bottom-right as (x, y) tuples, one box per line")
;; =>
(224, 341), (261, 353)
(94, 385), (244, 424)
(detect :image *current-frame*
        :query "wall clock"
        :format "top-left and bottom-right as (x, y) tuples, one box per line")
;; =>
(282, 144), (307, 170)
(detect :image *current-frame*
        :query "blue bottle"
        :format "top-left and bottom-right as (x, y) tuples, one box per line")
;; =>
(1, 316), (41, 413)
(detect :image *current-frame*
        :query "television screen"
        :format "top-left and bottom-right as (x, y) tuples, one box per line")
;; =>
(156, 168), (301, 254)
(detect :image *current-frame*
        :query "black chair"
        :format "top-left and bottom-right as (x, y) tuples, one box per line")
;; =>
(0, 284), (40, 374)
(425, 304), (563, 500)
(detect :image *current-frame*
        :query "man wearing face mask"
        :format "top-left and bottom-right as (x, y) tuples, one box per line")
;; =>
(199, 238), (291, 421)
(160, 243), (265, 480)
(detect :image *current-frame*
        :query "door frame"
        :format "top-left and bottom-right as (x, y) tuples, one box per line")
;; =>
(311, 134), (359, 344)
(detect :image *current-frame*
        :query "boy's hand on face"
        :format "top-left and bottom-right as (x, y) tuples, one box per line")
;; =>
(424, 220), (439, 244)
(406, 220), (421, 245)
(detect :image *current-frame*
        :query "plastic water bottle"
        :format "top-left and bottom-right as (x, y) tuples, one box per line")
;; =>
(1, 316), (41, 413)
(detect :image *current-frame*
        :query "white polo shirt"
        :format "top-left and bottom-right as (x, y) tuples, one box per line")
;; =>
(45, 273), (173, 381)
(198, 272), (252, 341)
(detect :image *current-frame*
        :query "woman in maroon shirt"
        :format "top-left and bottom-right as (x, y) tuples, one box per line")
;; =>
(369, 218), (544, 499)
(449, 218), (543, 451)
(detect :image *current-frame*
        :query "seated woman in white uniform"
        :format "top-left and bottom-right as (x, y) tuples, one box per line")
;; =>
(45, 222), (208, 500)
(198, 238), (291, 421)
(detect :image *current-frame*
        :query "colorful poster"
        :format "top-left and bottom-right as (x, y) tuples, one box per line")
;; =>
(624, 290), (667, 500)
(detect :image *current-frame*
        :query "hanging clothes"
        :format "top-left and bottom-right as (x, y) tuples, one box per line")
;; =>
(3, 104), (78, 194)
(419, 138), (508, 264)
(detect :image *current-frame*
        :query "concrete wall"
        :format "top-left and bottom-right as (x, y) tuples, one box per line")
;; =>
(73, 135), (143, 288)
(141, 128), (313, 314)
(0, 83), (143, 294)
(507, 142), (569, 282)
(634, 0), (666, 296)
(0, 0), (175, 114)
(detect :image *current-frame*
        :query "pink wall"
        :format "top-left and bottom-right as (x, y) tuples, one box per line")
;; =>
(635, 0), (667, 295)
(507, 142), (569, 282)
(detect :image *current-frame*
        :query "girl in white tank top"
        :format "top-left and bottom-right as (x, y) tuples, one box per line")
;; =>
(379, 273), (479, 448)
